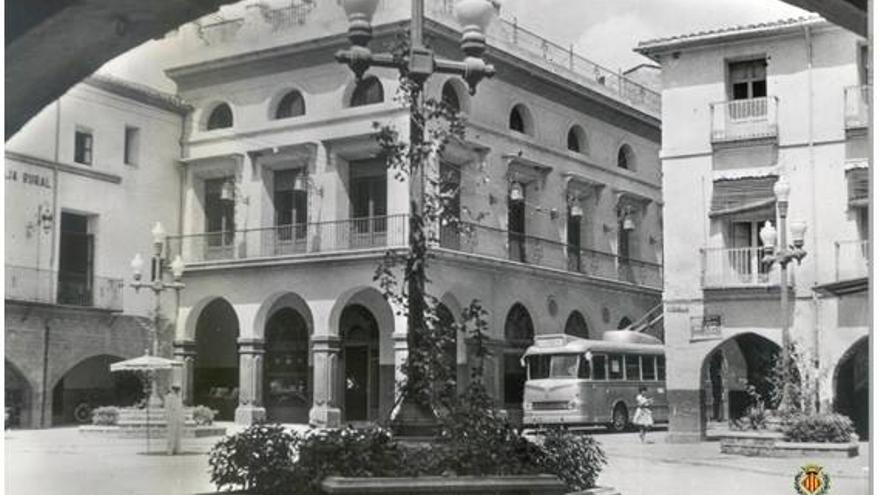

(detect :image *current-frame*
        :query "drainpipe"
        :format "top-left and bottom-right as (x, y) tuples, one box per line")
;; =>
(803, 25), (820, 414)
(50, 101), (61, 286)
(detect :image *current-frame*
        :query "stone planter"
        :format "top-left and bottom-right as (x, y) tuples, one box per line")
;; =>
(321, 475), (567, 494)
(719, 431), (859, 458)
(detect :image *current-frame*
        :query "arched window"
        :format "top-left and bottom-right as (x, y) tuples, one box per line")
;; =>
(564, 311), (590, 339)
(567, 125), (586, 153)
(350, 77), (384, 107)
(617, 144), (635, 170)
(275, 90), (305, 119)
(206, 103), (233, 130)
(509, 105), (526, 133)
(503, 303), (534, 408)
(442, 81), (461, 113)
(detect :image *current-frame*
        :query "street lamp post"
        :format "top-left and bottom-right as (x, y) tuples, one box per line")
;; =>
(336, 0), (496, 435)
(759, 176), (807, 413)
(130, 221), (186, 407)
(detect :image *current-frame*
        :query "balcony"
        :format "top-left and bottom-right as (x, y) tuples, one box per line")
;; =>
(170, 217), (663, 289)
(168, 215), (409, 263)
(835, 240), (869, 281)
(700, 246), (790, 288)
(710, 97), (778, 143)
(5, 265), (124, 311)
(844, 85), (870, 130)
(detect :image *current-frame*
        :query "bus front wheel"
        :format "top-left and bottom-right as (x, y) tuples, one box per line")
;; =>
(610, 404), (628, 432)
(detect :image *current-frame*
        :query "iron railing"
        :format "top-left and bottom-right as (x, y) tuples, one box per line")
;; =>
(167, 215), (409, 263)
(835, 240), (869, 281)
(710, 97), (778, 143)
(844, 85), (871, 129)
(5, 265), (124, 311)
(700, 246), (782, 287)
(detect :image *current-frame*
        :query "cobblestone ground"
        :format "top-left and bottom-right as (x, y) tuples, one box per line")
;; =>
(5, 425), (871, 495)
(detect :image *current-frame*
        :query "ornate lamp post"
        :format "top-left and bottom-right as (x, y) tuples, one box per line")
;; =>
(758, 176), (807, 413)
(130, 221), (186, 407)
(336, 0), (497, 435)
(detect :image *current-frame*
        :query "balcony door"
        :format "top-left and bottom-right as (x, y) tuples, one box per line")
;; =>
(508, 186), (526, 262)
(729, 220), (771, 283)
(204, 178), (235, 259)
(350, 160), (387, 248)
(728, 59), (767, 120)
(273, 169), (308, 254)
(57, 212), (94, 306)
(567, 207), (582, 272)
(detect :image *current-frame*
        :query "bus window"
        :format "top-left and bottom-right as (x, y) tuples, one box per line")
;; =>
(657, 356), (666, 381)
(592, 354), (607, 380)
(526, 355), (551, 380)
(551, 355), (580, 378)
(641, 355), (656, 380)
(625, 355), (640, 380)
(578, 357), (591, 379)
(608, 354), (624, 380)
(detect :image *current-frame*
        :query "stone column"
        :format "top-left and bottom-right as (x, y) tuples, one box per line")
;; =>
(172, 339), (197, 406)
(391, 332), (409, 410)
(235, 338), (266, 424)
(309, 335), (341, 428)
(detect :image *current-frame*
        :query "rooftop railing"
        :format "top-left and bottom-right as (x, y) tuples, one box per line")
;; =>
(5, 265), (124, 311)
(710, 96), (778, 143)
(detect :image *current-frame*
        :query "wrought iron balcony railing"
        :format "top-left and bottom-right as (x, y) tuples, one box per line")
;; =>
(700, 246), (789, 288)
(710, 97), (779, 143)
(5, 265), (124, 311)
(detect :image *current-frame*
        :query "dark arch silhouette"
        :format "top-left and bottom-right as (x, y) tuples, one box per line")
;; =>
(834, 336), (869, 439)
(564, 311), (590, 339)
(350, 77), (384, 107)
(340, 304), (380, 421)
(264, 307), (311, 423)
(275, 90), (305, 119)
(207, 103), (233, 130)
(194, 298), (240, 420)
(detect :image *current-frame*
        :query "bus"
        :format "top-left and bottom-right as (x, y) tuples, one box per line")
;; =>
(522, 331), (667, 431)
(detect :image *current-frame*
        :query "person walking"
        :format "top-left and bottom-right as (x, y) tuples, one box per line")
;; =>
(633, 386), (654, 443)
(164, 385), (184, 455)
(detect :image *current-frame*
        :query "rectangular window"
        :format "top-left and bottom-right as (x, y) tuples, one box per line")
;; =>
(625, 355), (641, 380)
(729, 59), (767, 100)
(859, 43), (870, 85)
(656, 356), (666, 381)
(74, 129), (93, 165)
(273, 169), (308, 242)
(608, 354), (624, 380)
(592, 354), (607, 380)
(526, 355), (550, 380)
(577, 357), (592, 379)
(204, 178), (236, 248)
(641, 355), (656, 380)
(57, 212), (94, 306)
(124, 126), (140, 165)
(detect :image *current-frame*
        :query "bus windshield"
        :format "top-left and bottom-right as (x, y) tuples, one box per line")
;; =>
(527, 354), (581, 379)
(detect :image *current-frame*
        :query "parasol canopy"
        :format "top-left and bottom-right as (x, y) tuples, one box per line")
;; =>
(110, 354), (183, 372)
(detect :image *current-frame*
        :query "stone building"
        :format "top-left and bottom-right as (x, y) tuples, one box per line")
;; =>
(637, 16), (870, 441)
(5, 76), (187, 427)
(162, 0), (664, 426)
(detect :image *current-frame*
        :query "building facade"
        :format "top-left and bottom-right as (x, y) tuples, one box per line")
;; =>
(5, 76), (187, 427)
(162, 0), (664, 426)
(637, 17), (870, 441)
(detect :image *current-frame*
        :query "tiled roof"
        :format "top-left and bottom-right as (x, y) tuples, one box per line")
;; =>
(84, 74), (190, 114)
(636, 15), (825, 53)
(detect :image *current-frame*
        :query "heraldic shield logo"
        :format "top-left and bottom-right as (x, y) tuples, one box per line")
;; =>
(794, 464), (830, 495)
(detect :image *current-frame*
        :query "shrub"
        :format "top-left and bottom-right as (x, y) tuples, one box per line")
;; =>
(783, 413), (855, 443)
(731, 385), (768, 431)
(91, 406), (119, 426)
(539, 428), (607, 491)
(208, 423), (298, 493)
(192, 405), (217, 426)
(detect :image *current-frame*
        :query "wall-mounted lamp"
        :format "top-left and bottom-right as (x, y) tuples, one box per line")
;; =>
(509, 182), (524, 202)
(570, 204), (584, 218)
(220, 180), (236, 202)
(293, 173), (324, 196)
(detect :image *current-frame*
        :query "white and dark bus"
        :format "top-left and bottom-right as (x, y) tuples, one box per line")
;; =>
(522, 332), (667, 431)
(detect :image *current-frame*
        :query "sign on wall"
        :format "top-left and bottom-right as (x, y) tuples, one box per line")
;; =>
(690, 315), (722, 340)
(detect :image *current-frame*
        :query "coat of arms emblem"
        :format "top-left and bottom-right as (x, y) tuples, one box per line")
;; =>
(794, 464), (830, 495)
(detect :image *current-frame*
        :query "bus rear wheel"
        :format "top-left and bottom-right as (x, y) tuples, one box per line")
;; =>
(610, 404), (628, 432)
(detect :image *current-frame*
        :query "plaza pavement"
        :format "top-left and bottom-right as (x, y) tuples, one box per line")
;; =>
(4, 425), (870, 495)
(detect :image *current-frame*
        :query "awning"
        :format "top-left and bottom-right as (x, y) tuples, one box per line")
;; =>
(846, 168), (869, 208)
(709, 176), (777, 217)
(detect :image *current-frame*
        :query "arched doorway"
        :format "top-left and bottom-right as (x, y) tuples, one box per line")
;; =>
(340, 304), (380, 422)
(700, 333), (780, 426)
(6, 360), (32, 428)
(503, 303), (534, 411)
(51, 355), (142, 425)
(834, 336), (868, 439)
(564, 311), (590, 339)
(264, 308), (311, 423)
(194, 298), (240, 421)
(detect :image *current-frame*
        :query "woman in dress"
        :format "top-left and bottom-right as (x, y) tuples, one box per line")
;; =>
(633, 386), (654, 443)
